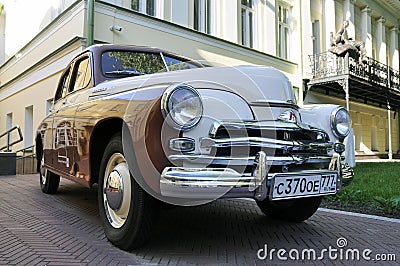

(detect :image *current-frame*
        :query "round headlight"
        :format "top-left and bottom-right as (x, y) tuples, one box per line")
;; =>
(331, 107), (351, 139)
(161, 84), (203, 130)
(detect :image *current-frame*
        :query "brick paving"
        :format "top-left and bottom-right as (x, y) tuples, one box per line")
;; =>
(0, 174), (398, 265)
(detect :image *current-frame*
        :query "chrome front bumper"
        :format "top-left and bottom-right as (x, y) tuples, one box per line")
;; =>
(160, 151), (354, 201)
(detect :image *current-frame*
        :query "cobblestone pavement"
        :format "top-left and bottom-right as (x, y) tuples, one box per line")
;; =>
(0, 174), (398, 265)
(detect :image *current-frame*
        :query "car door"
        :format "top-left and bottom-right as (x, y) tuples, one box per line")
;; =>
(40, 67), (70, 171)
(51, 54), (92, 177)
(51, 64), (77, 176)
(67, 54), (93, 183)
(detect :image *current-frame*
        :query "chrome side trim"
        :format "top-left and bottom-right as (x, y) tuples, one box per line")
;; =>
(250, 100), (300, 110)
(209, 120), (302, 138)
(168, 154), (255, 165)
(200, 137), (333, 151)
(168, 154), (332, 165)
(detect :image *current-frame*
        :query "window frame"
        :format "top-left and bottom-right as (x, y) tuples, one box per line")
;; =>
(276, 1), (292, 60)
(54, 53), (93, 103)
(69, 56), (93, 93)
(131, 0), (157, 17)
(194, 0), (212, 34)
(54, 67), (71, 103)
(240, 0), (255, 48)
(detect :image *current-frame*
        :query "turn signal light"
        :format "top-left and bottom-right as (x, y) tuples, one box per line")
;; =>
(169, 138), (195, 152)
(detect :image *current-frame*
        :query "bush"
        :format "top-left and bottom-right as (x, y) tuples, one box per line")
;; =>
(373, 196), (400, 215)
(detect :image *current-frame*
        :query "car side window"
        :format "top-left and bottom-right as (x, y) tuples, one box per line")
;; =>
(70, 56), (92, 92)
(54, 68), (71, 102)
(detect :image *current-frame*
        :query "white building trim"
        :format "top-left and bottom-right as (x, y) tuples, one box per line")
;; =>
(343, 0), (355, 38)
(0, 5), (5, 65)
(376, 16), (387, 64)
(263, 0), (276, 55)
(322, 0), (335, 51)
(0, 41), (82, 102)
(389, 26), (399, 70)
(361, 6), (372, 57)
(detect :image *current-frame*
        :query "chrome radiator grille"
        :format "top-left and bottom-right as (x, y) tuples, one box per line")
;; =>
(169, 121), (333, 170)
(207, 121), (332, 158)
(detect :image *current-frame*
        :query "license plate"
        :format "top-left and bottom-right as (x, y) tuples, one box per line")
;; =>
(270, 174), (337, 200)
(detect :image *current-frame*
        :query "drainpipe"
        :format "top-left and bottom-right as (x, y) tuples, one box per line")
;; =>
(86, 0), (95, 47)
(0, 3), (5, 65)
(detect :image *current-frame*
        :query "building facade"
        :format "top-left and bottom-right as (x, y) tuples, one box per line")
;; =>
(0, 0), (399, 159)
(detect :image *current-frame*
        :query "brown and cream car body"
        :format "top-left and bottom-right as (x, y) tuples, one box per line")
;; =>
(36, 44), (354, 250)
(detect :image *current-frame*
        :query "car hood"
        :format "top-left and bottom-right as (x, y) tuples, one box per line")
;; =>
(100, 65), (296, 105)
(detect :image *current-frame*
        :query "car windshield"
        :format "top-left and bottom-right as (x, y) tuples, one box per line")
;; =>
(102, 50), (201, 78)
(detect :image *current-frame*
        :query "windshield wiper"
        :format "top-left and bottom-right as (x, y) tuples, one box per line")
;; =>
(105, 70), (144, 77)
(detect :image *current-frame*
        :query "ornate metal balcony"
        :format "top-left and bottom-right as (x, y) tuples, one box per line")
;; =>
(307, 52), (400, 108)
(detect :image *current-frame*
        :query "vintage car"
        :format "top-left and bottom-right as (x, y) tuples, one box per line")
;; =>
(36, 44), (354, 250)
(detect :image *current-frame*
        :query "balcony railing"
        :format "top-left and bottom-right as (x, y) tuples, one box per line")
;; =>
(309, 52), (400, 92)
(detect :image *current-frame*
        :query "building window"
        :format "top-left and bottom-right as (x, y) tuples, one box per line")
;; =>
(132, 0), (139, 11)
(24, 105), (33, 148)
(277, 3), (291, 59)
(312, 20), (320, 55)
(194, 0), (211, 34)
(241, 0), (254, 48)
(132, 0), (156, 16)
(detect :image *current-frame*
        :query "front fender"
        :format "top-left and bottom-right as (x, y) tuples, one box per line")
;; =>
(300, 104), (355, 167)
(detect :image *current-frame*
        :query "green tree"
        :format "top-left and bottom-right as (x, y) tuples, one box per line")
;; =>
(109, 51), (166, 74)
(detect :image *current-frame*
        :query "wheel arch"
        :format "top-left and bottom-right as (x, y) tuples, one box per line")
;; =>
(89, 118), (124, 186)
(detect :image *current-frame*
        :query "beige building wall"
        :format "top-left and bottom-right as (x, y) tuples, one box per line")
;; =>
(0, 1), (86, 151)
(0, 40), (84, 151)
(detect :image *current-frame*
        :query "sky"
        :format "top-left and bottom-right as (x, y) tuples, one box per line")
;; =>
(2, 0), (59, 58)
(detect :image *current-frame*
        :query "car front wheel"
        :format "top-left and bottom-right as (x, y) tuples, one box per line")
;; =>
(256, 197), (322, 222)
(98, 133), (158, 250)
(39, 151), (60, 194)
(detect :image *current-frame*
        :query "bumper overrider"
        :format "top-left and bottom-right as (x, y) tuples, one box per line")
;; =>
(160, 121), (354, 201)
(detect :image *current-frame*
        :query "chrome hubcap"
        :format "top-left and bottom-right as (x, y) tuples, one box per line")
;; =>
(105, 170), (124, 211)
(103, 153), (131, 229)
